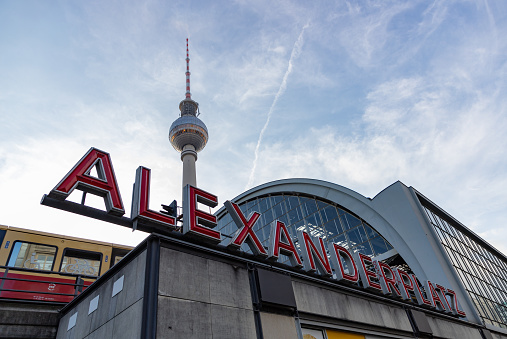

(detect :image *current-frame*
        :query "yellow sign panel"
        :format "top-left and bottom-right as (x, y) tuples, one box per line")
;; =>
(326, 329), (365, 339)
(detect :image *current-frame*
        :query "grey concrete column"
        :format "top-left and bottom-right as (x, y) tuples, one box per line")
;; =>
(181, 144), (197, 188)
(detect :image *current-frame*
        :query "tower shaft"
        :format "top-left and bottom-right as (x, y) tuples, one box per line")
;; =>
(181, 145), (197, 187)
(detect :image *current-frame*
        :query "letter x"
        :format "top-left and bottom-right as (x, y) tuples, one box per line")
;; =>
(224, 201), (268, 257)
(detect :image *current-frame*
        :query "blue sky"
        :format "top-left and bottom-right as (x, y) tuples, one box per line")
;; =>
(1, 0), (507, 253)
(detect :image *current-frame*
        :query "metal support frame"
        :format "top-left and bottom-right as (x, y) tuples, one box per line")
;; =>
(41, 194), (132, 228)
(41, 194), (179, 235)
(248, 264), (264, 339)
(141, 236), (161, 339)
(294, 310), (304, 339)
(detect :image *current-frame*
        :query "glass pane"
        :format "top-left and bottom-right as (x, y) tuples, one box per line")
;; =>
(324, 219), (341, 238)
(355, 241), (374, 257)
(321, 205), (338, 223)
(364, 224), (379, 239)
(270, 195), (284, 206)
(301, 198), (318, 216)
(273, 202), (285, 218)
(259, 197), (271, 213)
(347, 226), (367, 247)
(8, 242), (56, 271)
(316, 200), (328, 211)
(61, 250), (101, 276)
(286, 196), (300, 211)
(343, 213), (361, 230)
(370, 236), (388, 255)
(287, 206), (303, 223)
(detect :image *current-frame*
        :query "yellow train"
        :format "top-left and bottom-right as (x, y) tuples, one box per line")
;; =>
(0, 225), (132, 303)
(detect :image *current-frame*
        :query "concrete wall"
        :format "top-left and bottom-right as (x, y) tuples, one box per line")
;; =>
(156, 247), (256, 339)
(293, 280), (413, 334)
(56, 249), (146, 339)
(0, 300), (60, 339)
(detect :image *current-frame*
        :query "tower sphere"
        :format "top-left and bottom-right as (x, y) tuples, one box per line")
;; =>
(169, 104), (209, 152)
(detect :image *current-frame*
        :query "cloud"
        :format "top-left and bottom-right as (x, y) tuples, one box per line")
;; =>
(245, 68), (507, 252)
(245, 23), (309, 189)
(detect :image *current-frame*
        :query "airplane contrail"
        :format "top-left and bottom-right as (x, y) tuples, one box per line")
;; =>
(245, 23), (309, 190)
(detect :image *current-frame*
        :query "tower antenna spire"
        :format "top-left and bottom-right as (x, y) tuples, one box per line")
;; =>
(185, 38), (191, 99)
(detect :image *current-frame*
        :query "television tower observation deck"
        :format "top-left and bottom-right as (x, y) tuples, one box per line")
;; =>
(169, 39), (209, 188)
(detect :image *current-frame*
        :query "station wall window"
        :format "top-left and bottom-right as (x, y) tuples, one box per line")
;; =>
(422, 204), (507, 329)
(60, 248), (102, 277)
(6, 241), (57, 271)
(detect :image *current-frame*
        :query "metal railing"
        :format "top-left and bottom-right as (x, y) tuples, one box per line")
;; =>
(0, 265), (97, 302)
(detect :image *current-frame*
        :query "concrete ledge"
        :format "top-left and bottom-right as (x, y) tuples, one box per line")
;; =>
(426, 316), (484, 339)
(292, 280), (412, 333)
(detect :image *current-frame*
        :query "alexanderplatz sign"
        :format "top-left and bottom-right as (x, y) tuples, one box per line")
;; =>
(41, 147), (466, 317)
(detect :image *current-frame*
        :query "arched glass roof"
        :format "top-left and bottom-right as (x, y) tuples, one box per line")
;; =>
(216, 192), (396, 266)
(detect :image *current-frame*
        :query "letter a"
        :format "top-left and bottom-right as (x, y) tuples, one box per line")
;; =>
(49, 147), (124, 216)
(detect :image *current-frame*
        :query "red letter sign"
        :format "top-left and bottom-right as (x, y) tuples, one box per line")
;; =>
(268, 221), (303, 268)
(353, 252), (382, 291)
(328, 243), (359, 284)
(223, 201), (267, 257)
(426, 281), (450, 312)
(49, 147), (124, 215)
(298, 231), (332, 276)
(131, 167), (176, 230)
(394, 268), (415, 300)
(182, 185), (220, 243)
(374, 260), (402, 297)
(436, 284), (452, 313)
(445, 288), (466, 317)
(410, 274), (433, 307)
(373, 260), (401, 297)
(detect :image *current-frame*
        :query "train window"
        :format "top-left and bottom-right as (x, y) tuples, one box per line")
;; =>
(114, 256), (124, 265)
(7, 241), (57, 271)
(0, 229), (6, 248)
(60, 248), (102, 277)
(110, 247), (131, 269)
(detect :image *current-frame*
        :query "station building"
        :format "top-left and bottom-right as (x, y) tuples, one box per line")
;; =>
(50, 40), (507, 339)
(54, 178), (507, 339)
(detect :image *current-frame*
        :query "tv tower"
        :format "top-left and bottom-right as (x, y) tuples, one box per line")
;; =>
(169, 39), (209, 189)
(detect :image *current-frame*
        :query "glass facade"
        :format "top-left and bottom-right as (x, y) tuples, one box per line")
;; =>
(217, 193), (394, 266)
(422, 205), (507, 328)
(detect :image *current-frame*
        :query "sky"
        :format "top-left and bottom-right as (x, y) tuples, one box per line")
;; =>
(1, 0), (507, 254)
